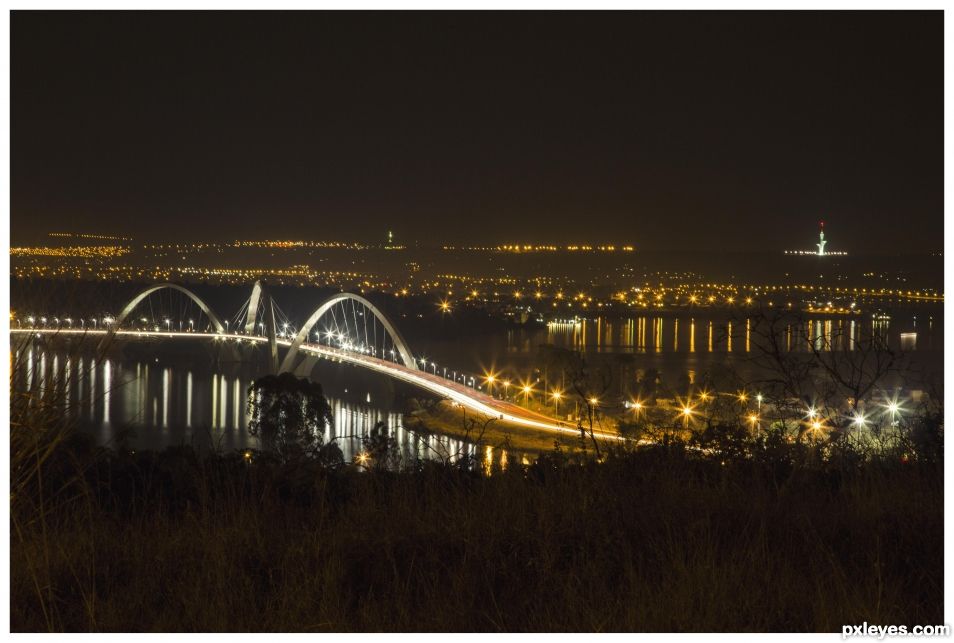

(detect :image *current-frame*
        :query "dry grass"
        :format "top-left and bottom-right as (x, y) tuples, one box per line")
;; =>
(10, 435), (944, 632)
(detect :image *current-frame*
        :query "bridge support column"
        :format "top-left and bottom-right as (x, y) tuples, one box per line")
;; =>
(293, 354), (320, 378)
(265, 298), (279, 374)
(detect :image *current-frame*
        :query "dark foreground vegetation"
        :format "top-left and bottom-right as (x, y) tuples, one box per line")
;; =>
(11, 413), (943, 632)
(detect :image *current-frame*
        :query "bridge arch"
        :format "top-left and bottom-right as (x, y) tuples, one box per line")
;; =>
(107, 283), (227, 336)
(279, 293), (417, 373)
(245, 280), (265, 334)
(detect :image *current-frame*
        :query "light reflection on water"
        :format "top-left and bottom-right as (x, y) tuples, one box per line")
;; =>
(543, 315), (939, 354)
(11, 345), (516, 469)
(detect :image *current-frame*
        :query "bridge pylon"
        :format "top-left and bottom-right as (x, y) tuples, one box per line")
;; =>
(247, 280), (280, 374)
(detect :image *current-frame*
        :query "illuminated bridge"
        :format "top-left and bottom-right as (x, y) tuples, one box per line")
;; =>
(11, 281), (616, 441)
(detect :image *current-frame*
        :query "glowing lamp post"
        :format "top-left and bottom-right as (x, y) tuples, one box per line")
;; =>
(755, 393), (763, 433)
(681, 405), (693, 429)
(886, 401), (901, 426)
(551, 390), (562, 417)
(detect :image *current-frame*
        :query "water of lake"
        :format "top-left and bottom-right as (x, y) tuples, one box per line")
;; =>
(10, 343), (499, 465)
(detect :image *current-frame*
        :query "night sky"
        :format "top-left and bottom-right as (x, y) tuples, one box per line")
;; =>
(12, 11), (943, 253)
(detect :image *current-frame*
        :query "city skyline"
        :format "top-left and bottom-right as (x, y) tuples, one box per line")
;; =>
(10, 217), (943, 256)
(12, 11), (943, 253)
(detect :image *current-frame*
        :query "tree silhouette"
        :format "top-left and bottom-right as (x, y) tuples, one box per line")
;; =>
(247, 373), (334, 461)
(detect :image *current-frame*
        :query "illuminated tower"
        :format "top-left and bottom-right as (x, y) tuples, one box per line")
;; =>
(387, 230), (393, 246)
(816, 221), (826, 256)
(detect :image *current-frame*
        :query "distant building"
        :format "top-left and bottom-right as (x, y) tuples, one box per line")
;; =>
(783, 220), (846, 256)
